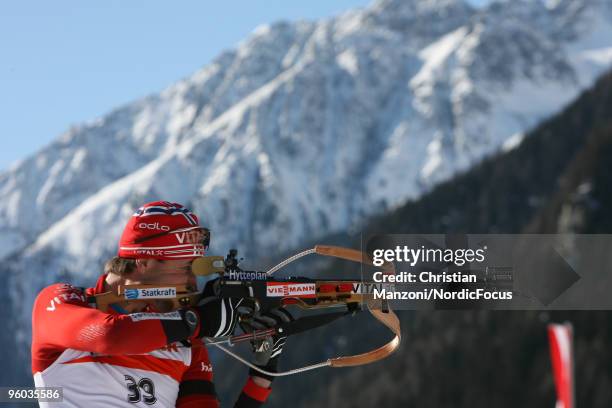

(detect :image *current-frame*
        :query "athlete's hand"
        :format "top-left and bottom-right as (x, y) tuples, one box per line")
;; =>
(194, 297), (244, 338)
(241, 308), (294, 381)
(183, 278), (245, 338)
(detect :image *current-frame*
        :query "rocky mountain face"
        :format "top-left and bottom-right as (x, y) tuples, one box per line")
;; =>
(1, 0), (611, 385)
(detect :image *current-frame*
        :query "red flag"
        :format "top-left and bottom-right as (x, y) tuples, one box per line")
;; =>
(548, 323), (574, 408)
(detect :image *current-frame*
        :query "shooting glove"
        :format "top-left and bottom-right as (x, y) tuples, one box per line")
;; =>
(182, 278), (245, 338)
(241, 308), (294, 382)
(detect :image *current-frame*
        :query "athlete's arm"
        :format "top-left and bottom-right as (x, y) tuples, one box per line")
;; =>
(176, 339), (219, 408)
(32, 283), (192, 357)
(233, 377), (272, 408)
(175, 339), (272, 408)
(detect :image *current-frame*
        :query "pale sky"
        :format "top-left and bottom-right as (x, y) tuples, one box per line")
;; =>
(0, 0), (489, 171)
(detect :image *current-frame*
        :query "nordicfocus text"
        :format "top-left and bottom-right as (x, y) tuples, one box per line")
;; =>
(371, 271), (513, 301)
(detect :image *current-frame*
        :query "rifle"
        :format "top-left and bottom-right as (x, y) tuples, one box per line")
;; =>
(197, 245), (401, 376)
(92, 245), (401, 376)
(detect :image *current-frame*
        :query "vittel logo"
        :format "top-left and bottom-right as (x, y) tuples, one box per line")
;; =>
(138, 222), (170, 231)
(175, 230), (203, 244)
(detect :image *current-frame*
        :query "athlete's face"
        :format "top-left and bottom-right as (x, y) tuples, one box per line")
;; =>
(134, 258), (197, 289)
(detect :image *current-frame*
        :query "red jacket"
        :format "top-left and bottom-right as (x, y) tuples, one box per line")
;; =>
(31, 275), (271, 407)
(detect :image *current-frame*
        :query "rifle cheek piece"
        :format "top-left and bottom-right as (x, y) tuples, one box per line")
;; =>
(92, 285), (202, 313)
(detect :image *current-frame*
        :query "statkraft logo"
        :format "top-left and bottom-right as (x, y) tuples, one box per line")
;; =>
(266, 283), (316, 298)
(124, 287), (177, 300)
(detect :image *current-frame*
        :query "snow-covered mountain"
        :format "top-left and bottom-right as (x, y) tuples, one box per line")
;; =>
(2, 0), (612, 375)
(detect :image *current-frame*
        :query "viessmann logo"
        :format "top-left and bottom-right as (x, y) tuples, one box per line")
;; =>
(266, 283), (316, 298)
(124, 287), (177, 299)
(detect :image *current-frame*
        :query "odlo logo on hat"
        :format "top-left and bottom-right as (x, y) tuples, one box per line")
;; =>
(118, 201), (208, 260)
(138, 222), (170, 231)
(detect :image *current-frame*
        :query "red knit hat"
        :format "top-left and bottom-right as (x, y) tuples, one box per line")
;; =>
(118, 201), (209, 260)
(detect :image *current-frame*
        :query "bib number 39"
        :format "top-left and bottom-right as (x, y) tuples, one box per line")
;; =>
(124, 375), (157, 405)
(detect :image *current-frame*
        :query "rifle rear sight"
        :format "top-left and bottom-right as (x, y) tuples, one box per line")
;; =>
(224, 249), (243, 273)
